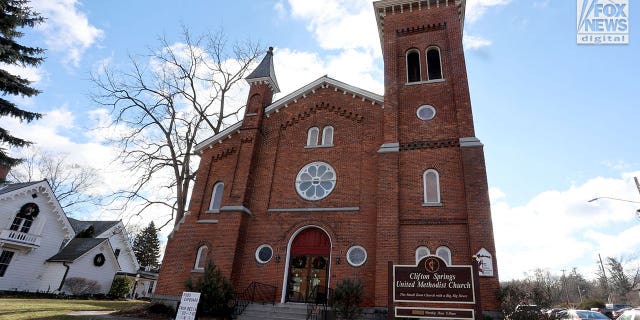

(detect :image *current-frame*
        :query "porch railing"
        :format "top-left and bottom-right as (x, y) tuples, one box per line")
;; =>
(231, 281), (277, 318)
(306, 285), (333, 320)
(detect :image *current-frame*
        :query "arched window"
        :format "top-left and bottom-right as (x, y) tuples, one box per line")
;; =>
(415, 246), (430, 263)
(436, 246), (451, 265)
(406, 49), (421, 83)
(307, 127), (319, 146)
(209, 182), (224, 212)
(194, 246), (208, 270)
(322, 126), (334, 146)
(423, 169), (441, 204)
(10, 203), (39, 233)
(426, 47), (443, 80)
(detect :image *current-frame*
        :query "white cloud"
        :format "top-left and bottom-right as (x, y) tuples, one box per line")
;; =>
(33, 0), (104, 67)
(492, 172), (640, 280)
(273, 47), (383, 98)
(463, 34), (492, 50)
(465, 0), (511, 24)
(287, 0), (380, 53)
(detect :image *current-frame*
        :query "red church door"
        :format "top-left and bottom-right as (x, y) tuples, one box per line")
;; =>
(286, 228), (330, 303)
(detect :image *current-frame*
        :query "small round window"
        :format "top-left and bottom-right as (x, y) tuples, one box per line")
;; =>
(255, 244), (273, 264)
(416, 105), (436, 121)
(346, 246), (367, 267)
(295, 162), (336, 201)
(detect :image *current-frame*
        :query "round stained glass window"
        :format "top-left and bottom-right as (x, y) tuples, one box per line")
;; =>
(346, 246), (367, 267)
(295, 162), (336, 201)
(416, 105), (436, 121)
(255, 244), (273, 264)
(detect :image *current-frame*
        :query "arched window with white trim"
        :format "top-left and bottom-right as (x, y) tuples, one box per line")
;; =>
(307, 127), (319, 146)
(406, 49), (421, 83)
(322, 126), (334, 146)
(194, 245), (208, 270)
(209, 182), (224, 212)
(436, 246), (451, 265)
(415, 246), (430, 264)
(423, 169), (441, 204)
(426, 46), (443, 80)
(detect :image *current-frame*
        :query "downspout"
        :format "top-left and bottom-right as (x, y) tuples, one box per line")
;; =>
(57, 262), (70, 291)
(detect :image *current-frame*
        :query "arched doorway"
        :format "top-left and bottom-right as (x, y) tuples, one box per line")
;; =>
(285, 227), (331, 303)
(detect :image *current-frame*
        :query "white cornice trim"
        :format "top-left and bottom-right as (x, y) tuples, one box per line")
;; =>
(194, 75), (384, 153)
(459, 137), (483, 147)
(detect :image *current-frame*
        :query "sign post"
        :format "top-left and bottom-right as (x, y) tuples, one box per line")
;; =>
(176, 291), (201, 320)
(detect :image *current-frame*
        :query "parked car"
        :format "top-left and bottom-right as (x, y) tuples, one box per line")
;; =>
(617, 308), (640, 320)
(508, 305), (544, 320)
(547, 308), (568, 319)
(613, 308), (634, 319)
(559, 310), (611, 319)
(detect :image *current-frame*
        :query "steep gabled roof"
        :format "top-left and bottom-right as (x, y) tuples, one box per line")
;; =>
(0, 181), (42, 195)
(0, 180), (75, 239)
(195, 75), (384, 153)
(67, 217), (120, 237)
(47, 238), (109, 262)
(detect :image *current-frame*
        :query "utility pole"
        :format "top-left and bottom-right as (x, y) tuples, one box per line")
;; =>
(599, 254), (610, 303)
(561, 269), (570, 306)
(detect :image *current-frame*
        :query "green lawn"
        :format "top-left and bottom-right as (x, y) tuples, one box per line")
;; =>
(0, 298), (149, 320)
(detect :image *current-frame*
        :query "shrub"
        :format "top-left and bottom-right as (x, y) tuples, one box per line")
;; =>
(63, 277), (101, 295)
(185, 260), (234, 317)
(109, 276), (132, 299)
(333, 278), (364, 320)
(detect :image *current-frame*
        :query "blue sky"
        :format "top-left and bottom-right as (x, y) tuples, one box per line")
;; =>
(2, 0), (639, 281)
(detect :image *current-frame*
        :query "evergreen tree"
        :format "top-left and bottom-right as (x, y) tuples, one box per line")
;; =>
(132, 221), (161, 269)
(0, 0), (44, 167)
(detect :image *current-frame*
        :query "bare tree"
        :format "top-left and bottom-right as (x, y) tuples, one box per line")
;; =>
(8, 148), (101, 215)
(91, 28), (262, 229)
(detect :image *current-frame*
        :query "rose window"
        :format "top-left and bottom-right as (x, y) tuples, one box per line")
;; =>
(295, 162), (336, 201)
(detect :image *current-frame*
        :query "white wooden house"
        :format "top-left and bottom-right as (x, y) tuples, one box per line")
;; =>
(0, 180), (141, 295)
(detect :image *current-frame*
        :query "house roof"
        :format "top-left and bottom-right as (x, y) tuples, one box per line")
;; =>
(0, 180), (75, 239)
(67, 217), (120, 237)
(246, 47), (280, 93)
(47, 238), (109, 262)
(195, 75), (384, 153)
(0, 181), (43, 195)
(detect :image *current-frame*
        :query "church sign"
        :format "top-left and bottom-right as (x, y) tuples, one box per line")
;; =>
(392, 256), (475, 304)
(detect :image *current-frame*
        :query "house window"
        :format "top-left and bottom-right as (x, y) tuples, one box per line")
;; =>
(322, 126), (334, 146)
(436, 246), (451, 265)
(295, 162), (337, 201)
(9, 203), (39, 233)
(114, 249), (121, 258)
(346, 246), (367, 267)
(194, 246), (208, 270)
(426, 47), (443, 80)
(0, 250), (15, 277)
(415, 246), (430, 263)
(406, 49), (421, 83)
(255, 244), (273, 264)
(307, 127), (319, 146)
(209, 182), (224, 212)
(423, 169), (441, 204)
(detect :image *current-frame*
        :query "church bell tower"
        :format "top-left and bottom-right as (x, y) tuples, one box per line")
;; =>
(373, 0), (501, 316)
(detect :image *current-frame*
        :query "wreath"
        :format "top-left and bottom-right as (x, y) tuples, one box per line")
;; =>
(312, 256), (326, 270)
(292, 255), (306, 268)
(93, 253), (105, 267)
(19, 203), (40, 219)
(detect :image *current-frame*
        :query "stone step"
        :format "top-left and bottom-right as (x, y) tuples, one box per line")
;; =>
(236, 302), (321, 320)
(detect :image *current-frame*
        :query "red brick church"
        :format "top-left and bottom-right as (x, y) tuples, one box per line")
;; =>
(155, 0), (501, 317)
